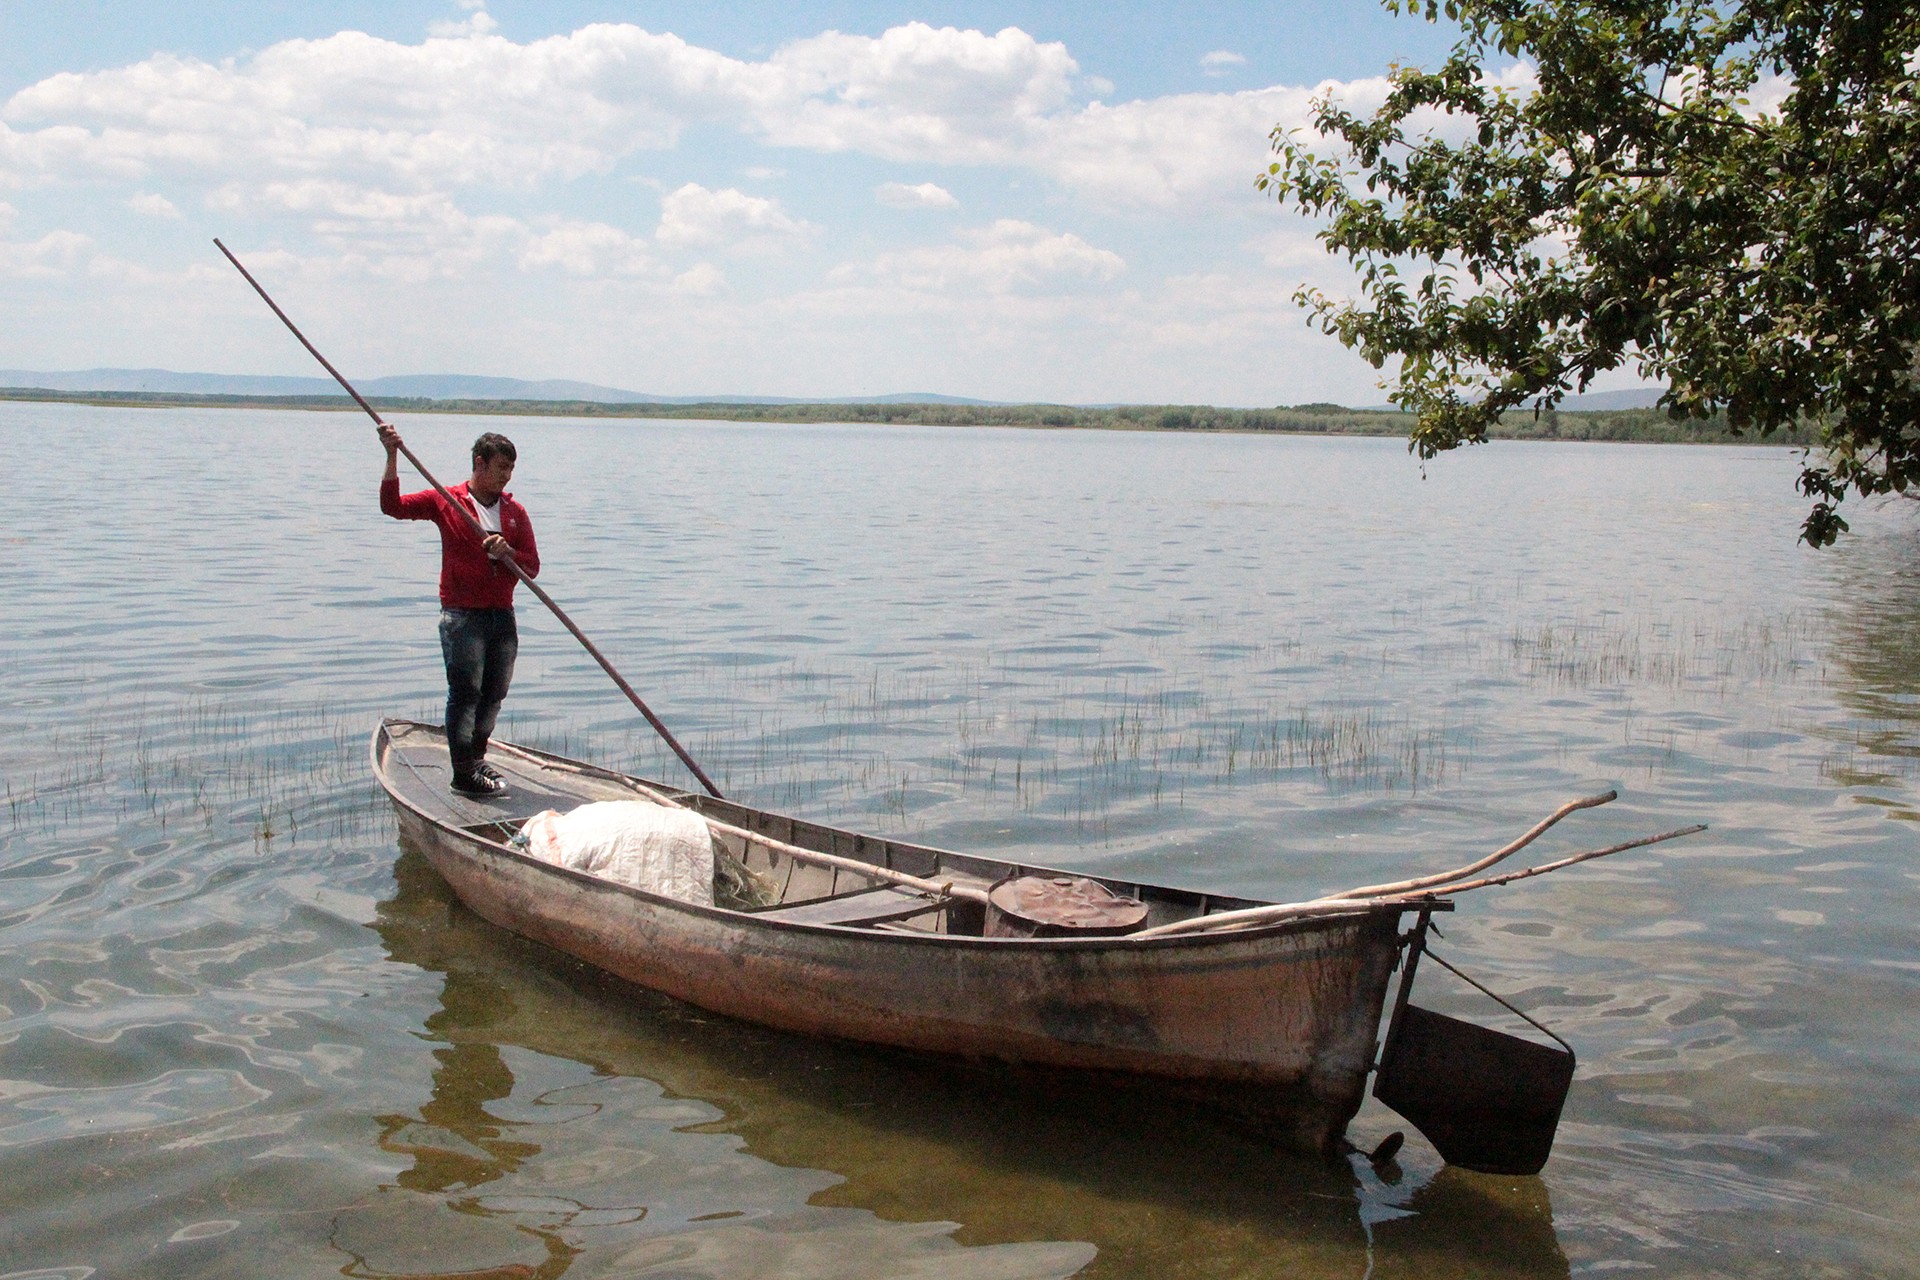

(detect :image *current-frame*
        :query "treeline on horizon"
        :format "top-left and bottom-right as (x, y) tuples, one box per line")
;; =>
(0, 385), (1818, 446)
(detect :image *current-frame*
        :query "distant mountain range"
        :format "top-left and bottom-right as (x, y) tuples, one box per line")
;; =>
(1543, 387), (1668, 410)
(0, 367), (1670, 411)
(0, 367), (996, 406)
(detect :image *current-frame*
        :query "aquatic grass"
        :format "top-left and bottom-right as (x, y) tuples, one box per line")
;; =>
(1504, 610), (1823, 691)
(509, 642), (1480, 841)
(505, 596), (1866, 842)
(0, 594), (1886, 852)
(2, 694), (386, 847)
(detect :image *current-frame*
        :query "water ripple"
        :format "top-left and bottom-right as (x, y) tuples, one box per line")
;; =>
(3, 406), (1919, 1276)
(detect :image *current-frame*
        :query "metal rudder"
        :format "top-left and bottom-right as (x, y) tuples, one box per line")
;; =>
(1372, 909), (1577, 1176)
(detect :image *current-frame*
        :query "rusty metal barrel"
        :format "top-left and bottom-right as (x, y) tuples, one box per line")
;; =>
(984, 875), (1149, 939)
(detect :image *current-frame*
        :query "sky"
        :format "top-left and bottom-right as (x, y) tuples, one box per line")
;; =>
(0, 2), (1474, 405)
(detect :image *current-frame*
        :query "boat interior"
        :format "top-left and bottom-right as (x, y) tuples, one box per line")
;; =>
(378, 720), (1272, 939)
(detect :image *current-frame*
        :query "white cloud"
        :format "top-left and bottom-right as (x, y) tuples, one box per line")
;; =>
(671, 262), (725, 295)
(1745, 71), (1793, 118)
(0, 22), (1085, 193)
(127, 191), (180, 218)
(1200, 51), (1246, 76)
(0, 22), (1306, 210)
(206, 180), (520, 258)
(656, 182), (813, 251)
(84, 252), (219, 286)
(875, 180), (957, 209)
(1246, 224), (1344, 272)
(0, 20), (1452, 403)
(0, 29), (725, 190)
(632, 246), (1387, 404)
(519, 219), (655, 276)
(428, 10), (499, 39)
(1029, 86), (1318, 206)
(208, 179), (463, 224)
(206, 181), (529, 282)
(860, 219), (1123, 293)
(1, 227), (92, 277)
(757, 23), (1080, 163)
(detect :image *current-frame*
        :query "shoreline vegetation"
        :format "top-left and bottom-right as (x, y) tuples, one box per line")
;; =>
(0, 385), (1816, 447)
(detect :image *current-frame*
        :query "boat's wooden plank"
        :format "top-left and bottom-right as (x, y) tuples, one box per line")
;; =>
(387, 730), (633, 826)
(746, 886), (943, 927)
(885, 837), (936, 877)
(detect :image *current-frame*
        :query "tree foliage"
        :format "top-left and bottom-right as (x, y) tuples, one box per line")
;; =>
(1262, 0), (1920, 544)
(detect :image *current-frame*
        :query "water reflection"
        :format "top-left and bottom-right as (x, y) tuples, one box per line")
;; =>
(1823, 523), (1920, 805)
(382, 1043), (540, 1195)
(370, 846), (1570, 1278)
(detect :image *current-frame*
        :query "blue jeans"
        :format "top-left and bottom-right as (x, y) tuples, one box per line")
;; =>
(439, 607), (517, 774)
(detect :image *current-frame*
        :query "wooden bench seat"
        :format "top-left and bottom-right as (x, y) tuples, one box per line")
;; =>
(747, 886), (945, 928)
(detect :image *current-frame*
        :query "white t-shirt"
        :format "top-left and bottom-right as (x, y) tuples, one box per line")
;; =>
(472, 494), (502, 534)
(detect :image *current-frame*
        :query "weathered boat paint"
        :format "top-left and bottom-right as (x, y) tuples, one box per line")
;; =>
(375, 719), (1422, 1153)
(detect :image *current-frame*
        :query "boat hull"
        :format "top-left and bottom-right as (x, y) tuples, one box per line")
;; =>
(378, 721), (1409, 1153)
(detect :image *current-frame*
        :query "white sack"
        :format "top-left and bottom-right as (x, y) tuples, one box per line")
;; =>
(519, 800), (715, 907)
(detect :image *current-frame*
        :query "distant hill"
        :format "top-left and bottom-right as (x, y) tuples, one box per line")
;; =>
(0, 367), (656, 401)
(0, 367), (346, 397)
(357, 374), (662, 402)
(833, 392), (993, 405)
(0, 380), (1812, 446)
(1559, 387), (1667, 410)
(0, 367), (999, 406)
(0, 367), (1672, 410)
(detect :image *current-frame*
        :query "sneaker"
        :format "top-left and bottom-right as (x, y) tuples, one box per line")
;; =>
(474, 761), (504, 783)
(451, 769), (506, 799)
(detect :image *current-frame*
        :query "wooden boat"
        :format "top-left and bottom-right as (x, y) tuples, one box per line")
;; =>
(374, 718), (1435, 1156)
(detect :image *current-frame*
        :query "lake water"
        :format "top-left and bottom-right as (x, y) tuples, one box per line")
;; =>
(3, 402), (1917, 1278)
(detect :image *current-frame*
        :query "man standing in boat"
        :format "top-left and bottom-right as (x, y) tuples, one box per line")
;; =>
(378, 423), (540, 798)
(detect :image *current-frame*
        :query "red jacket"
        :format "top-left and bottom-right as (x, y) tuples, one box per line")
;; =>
(381, 477), (540, 609)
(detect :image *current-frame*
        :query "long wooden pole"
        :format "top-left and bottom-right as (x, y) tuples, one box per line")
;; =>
(1134, 821), (1706, 939)
(215, 238), (725, 798)
(1329, 790), (1618, 899)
